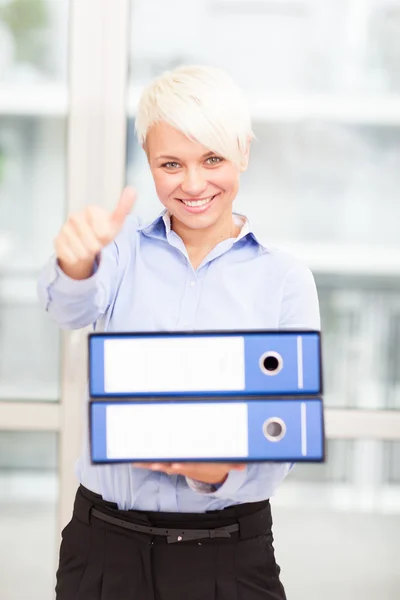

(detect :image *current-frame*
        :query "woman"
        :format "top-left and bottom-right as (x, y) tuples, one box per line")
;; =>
(38, 65), (320, 600)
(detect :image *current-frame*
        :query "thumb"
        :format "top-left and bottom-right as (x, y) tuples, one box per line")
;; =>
(111, 186), (136, 228)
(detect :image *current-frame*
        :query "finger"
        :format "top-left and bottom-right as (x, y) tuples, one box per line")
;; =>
(169, 463), (200, 473)
(88, 208), (114, 242)
(149, 463), (165, 471)
(133, 462), (172, 471)
(69, 215), (102, 255)
(147, 463), (184, 475)
(55, 237), (79, 265)
(111, 187), (136, 229)
(152, 463), (178, 475)
(169, 463), (211, 477)
(169, 463), (210, 471)
(60, 224), (90, 260)
(170, 462), (242, 470)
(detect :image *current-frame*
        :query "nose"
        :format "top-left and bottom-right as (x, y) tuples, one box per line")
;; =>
(180, 167), (207, 197)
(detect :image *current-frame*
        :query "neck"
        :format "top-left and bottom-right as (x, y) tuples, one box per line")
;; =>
(171, 212), (241, 269)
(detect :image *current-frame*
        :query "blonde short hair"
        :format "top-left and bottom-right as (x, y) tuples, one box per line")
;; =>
(135, 65), (254, 168)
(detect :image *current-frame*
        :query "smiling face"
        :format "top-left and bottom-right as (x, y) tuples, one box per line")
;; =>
(146, 122), (247, 232)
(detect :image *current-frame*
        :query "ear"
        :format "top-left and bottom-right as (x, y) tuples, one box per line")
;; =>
(239, 136), (252, 172)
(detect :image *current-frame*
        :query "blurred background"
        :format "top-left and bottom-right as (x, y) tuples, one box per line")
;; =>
(0, 0), (400, 598)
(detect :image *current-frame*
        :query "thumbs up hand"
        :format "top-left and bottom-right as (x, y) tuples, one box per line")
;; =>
(55, 187), (136, 280)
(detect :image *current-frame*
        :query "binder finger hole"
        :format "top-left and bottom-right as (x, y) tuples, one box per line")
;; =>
(263, 418), (286, 442)
(259, 351), (283, 376)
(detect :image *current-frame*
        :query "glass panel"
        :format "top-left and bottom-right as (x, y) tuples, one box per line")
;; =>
(273, 439), (400, 600)
(0, 0), (69, 402)
(383, 441), (400, 483)
(0, 431), (58, 600)
(0, 0), (69, 84)
(0, 117), (66, 402)
(239, 123), (400, 249)
(128, 0), (400, 95)
(318, 277), (400, 409)
(0, 303), (60, 401)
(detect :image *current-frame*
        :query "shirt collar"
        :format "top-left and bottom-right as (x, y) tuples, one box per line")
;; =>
(138, 209), (269, 250)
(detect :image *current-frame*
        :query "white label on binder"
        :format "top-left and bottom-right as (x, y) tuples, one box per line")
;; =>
(106, 402), (249, 459)
(103, 336), (245, 393)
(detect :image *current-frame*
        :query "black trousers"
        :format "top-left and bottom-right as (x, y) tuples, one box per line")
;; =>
(56, 485), (287, 600)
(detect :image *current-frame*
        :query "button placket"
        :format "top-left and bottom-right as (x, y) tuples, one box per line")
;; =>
(176, 271), (201, 330)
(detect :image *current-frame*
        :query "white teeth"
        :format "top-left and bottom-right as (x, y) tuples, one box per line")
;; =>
(181, 196), (213, 207)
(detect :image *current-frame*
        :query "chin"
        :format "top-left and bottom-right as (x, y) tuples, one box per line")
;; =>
(172, 210), (223, 230)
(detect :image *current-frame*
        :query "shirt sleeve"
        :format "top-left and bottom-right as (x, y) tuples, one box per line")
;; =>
(185, 259), (320, 500)
(278, 261), (321, 330)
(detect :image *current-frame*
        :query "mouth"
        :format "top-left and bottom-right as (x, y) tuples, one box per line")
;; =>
(177, 194), (219, 213)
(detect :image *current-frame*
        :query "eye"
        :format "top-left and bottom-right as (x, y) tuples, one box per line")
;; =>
(205, 156), (224, 165)
(161, 161), (181, 169)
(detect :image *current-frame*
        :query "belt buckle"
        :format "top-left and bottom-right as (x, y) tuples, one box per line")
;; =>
(167, 530), (205, 544)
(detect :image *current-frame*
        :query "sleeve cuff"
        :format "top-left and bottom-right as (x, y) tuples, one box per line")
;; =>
(186, 467), (248, 498)
(185, 478), (216, 494)
(44, 254), (101, 296)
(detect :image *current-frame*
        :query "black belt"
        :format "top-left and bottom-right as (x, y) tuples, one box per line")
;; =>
(91, 508), (239, 544)
(75, 485), (272, 545)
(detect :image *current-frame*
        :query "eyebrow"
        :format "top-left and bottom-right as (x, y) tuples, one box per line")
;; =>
(155, 151), (215, 161)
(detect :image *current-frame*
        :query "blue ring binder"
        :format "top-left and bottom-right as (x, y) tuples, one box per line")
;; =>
(88, 329), (325, 464)
(88, 329), (323, 398)
(89, 398), (325, 463)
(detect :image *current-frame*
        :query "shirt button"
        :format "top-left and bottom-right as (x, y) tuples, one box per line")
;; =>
(189, 280), (196, 287)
